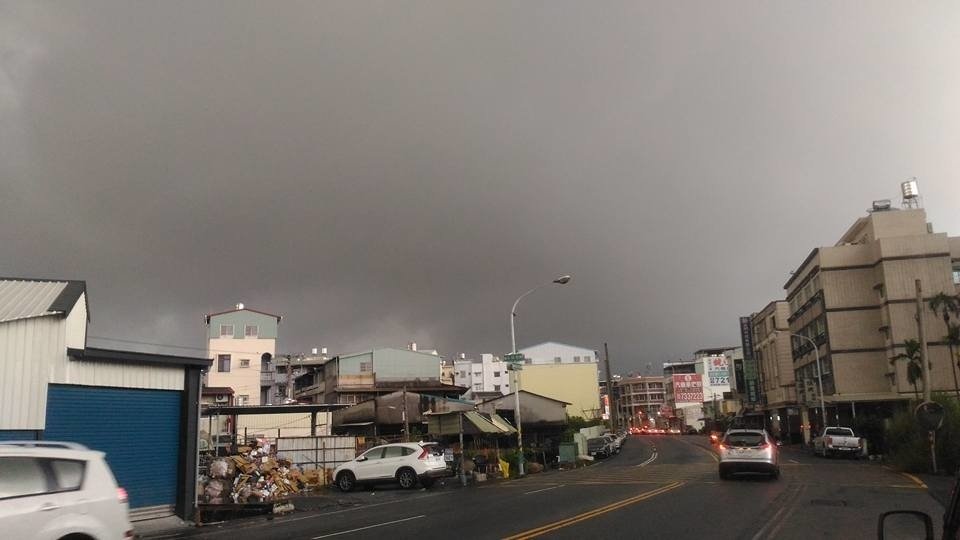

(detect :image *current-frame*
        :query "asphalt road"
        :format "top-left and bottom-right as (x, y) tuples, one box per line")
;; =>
(174, 436), (947, 540)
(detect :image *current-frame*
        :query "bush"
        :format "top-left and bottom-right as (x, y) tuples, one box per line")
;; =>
(886, 393), (960, 473)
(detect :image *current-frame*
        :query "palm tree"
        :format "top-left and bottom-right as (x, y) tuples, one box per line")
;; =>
(929, 293), (960, 398)
(891, 339), (924, 401)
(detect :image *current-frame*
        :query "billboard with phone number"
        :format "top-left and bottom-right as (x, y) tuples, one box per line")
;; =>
(673, 373), (703, 404)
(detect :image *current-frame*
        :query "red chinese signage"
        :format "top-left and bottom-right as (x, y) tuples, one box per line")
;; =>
(672, 373), (704, 404)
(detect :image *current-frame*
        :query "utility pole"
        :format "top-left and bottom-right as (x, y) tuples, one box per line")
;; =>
(402, 386), (410, 442)
(917, 279), (932, 402)
(604, 343), (618, 431)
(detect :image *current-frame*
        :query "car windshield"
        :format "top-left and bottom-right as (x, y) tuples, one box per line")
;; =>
(825, 428), (853, 436)
(724, 433), (765, 447)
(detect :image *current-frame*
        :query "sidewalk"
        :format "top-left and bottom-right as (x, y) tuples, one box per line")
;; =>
(918, 472), (956, 510)
(134, 515), (192, 539)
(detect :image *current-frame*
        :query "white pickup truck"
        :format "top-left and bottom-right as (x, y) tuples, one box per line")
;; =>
(813, 427), (862, 458)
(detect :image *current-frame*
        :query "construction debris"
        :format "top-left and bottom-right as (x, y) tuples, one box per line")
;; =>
(198, 443), (304, 504)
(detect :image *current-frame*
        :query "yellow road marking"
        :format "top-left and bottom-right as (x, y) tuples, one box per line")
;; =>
(502, 481), (684, 540)
(900, 472), (928, 489)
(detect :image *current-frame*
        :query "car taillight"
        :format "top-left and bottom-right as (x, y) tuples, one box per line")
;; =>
(418, 448), (430, 460)
(124, 530), (134, 539)
(824, 436), (832, 446)
(117, 487), (128, 504)
(718, 444), (726, 451)
(757, 443), (770, 450)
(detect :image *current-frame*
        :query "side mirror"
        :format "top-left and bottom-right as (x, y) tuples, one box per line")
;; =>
(356, 456), (367, 462)
(776, 440), (783, 447)
(878, 510), (933, 540)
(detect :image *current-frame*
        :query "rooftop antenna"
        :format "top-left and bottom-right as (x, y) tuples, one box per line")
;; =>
(901, 178), (922, 209)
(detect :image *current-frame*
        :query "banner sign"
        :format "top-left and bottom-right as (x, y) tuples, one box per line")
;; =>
(740, 316), (761, 404)
(673, 374), (704, 404)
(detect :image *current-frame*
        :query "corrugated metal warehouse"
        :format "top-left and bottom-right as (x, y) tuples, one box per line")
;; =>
(0, 277), (210, 521)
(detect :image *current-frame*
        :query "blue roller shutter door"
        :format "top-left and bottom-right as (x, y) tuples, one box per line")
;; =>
(45, 384), (182, 509)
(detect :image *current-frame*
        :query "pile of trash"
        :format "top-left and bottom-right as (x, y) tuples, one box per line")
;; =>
(200, 445), (307, 504)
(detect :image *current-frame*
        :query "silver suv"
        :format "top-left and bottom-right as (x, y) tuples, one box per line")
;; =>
(0, 442), (133, 540)
(718, 429), (780, 480)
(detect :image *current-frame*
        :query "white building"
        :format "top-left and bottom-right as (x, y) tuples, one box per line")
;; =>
(454, 353), (511, 399)
(0, 277), (209, 520)
(517, 342), (598, 365)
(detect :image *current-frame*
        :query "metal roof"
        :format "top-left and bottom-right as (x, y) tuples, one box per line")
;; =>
(0, 279), (72, 323)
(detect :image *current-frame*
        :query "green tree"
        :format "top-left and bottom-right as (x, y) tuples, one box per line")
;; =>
(929, 293), (960, 397)
(891, 339), (924, 401)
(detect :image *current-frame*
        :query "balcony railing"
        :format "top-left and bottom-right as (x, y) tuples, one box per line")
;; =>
(260, 371), (276, 384)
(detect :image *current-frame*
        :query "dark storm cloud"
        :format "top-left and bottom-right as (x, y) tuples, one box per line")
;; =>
(2, 1), (959, 371)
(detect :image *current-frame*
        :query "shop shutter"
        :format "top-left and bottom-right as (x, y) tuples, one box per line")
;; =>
(45, 384), (182, 509)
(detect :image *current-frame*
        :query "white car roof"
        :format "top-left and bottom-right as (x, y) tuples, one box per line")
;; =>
(0, 444), (104, 460)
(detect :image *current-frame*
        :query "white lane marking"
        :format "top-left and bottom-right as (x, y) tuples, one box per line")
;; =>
(524, 484), (565, 495)
(788, 459), (799, 464)
(635, 451), (658, 468)
(312, 515), (426, 539)
(750, 485), (805, 540)
(750, 505), (788, 540)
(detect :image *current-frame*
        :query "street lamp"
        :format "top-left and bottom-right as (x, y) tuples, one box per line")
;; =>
(509, 274), (571, 477)
(777, 331), (826, 431)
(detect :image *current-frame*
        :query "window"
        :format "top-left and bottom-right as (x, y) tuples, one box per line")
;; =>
(361, 447), (385, 460)
(494, 384), (501, 392)
(245, 325), (259, 338)
(953, 264), (960, 285)
(219, 324), (234, 338)
(554, 357), (562, 364)
(574, 356), (581, 363)
(0, 457), (48, 498)
(239, 359), (250, 368)
(217, 354), (231, 372)
(459, 371), (467, 378)
(360, 361), (372, 373)
(493, 371), (500, 378)
(474, 371), (482, 377)
(236, 395), (249, 405)
(49, 460), (85, 492)
(474, 384), (482, 391)
(382, 446), (405, 458)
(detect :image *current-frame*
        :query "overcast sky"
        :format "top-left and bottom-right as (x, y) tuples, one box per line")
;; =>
(2, 1), (958, 373)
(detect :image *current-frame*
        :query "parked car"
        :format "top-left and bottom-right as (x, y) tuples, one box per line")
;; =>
(0, 442), (133, 540)
(718, 429), (780, 480)
(603, 434), (621, 455)
(333, 442), (449, 491)
(587, 437), (610, 458)
(812, 427), (862, 458)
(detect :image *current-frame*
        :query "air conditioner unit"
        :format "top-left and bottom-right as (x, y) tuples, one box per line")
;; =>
(215, 395), (229, 403)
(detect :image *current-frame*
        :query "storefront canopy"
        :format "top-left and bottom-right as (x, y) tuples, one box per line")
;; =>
(426, 411), (516, 436)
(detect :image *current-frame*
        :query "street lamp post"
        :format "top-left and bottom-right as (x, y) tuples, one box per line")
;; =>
(780, 332), (826, 430)
(509, 274), (571, 477)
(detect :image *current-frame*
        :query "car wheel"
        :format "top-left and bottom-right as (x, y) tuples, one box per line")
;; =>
(397, 467), (418, 489)
(337, 471), (356, 492)
(420, 477), (435, 488)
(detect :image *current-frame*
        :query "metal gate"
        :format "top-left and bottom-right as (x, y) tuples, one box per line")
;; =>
(45, 384), (182, 511)
(275, 436), (357, 472)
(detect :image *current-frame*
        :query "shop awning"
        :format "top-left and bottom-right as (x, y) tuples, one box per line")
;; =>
(426, 411), (516, 436)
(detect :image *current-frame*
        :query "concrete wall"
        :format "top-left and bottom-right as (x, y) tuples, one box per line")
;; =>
(518, 342), (598, 365)
(339, 349), (440, 380)
(207, 310), (279, 340)
(206, 337), (276, 405)
(519, 363), (600, 419)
